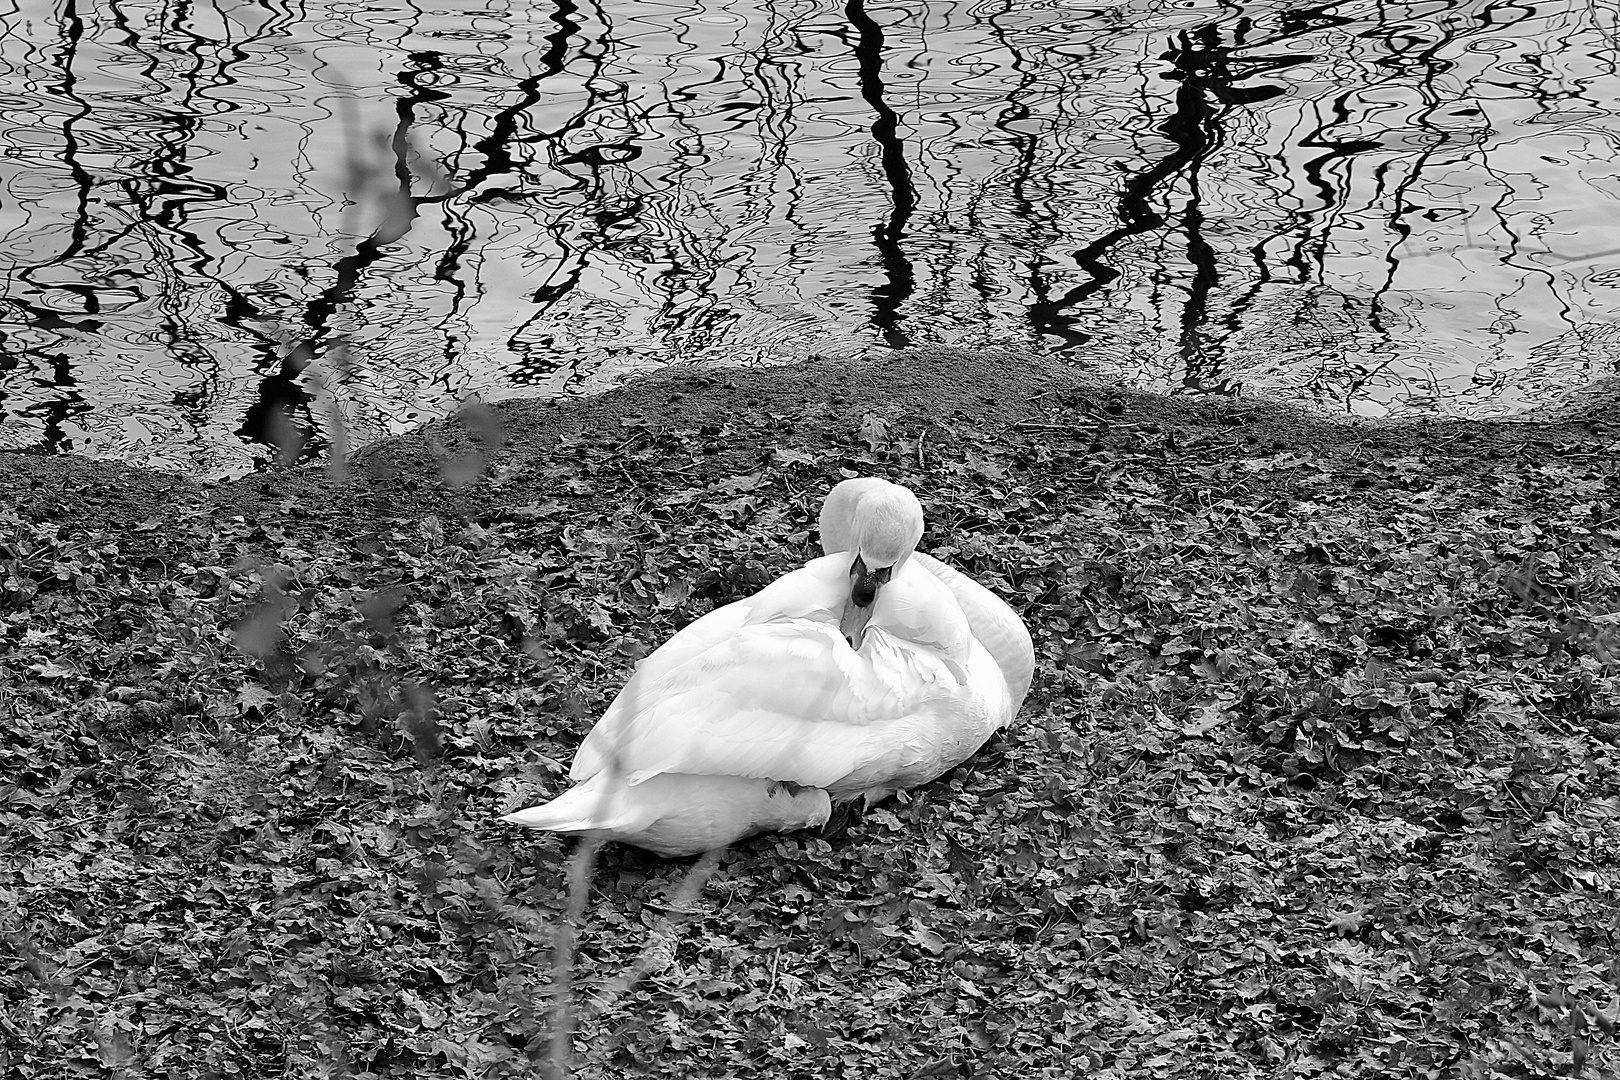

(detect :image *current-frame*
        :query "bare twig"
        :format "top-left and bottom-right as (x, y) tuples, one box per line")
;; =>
(583, 849), (722, 1019)
(546, 835), (603, 1080)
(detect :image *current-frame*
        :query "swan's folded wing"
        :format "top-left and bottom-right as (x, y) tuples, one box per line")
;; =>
(572, 621), (960, 787)
(616, 561), (845, 691)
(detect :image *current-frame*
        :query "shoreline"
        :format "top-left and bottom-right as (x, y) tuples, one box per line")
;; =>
(3, 347), (1616, 528)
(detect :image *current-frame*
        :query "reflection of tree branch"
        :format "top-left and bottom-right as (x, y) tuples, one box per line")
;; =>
(9, 5), (298, 450)
(1286, 93), (1382, 280)
(33, 4), (95, 269)
(264, 0), (613, 437)
(241, 50), (447, 455)
(7, 8), (104, 450)
(845, 0), (916, 347)
(971, 1), (1074, 347)
(431, 0), (586, 283)
(1032, 26), (1292, 343)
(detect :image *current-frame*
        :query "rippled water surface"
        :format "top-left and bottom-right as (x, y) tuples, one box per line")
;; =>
(1, 0), (1617, 475)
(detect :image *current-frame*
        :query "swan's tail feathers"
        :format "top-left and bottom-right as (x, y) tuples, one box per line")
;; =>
(500, 775), (651, 838)
(501, 772), (834, 857)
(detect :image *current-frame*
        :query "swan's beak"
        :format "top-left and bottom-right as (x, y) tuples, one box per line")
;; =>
(841, 555), (891, 649)
(850, 556), (880, 607)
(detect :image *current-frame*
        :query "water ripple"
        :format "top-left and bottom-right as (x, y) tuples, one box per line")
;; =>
(1, 0), (1617, 474)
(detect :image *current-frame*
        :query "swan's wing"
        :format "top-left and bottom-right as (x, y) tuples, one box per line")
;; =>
(624, 559), (845, 683)
(572, 557), (849, 780)
(572, 620), (963, 788)
(910, 551), (1034, 710)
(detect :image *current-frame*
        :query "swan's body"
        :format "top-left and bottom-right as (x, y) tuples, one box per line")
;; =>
(501, 477), (1034, 856)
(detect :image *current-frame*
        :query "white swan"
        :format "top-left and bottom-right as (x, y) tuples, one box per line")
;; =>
(500, 477), (1035, 856)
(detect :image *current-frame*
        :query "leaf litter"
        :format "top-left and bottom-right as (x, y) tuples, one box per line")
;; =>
(1, 346), (1617, 1078)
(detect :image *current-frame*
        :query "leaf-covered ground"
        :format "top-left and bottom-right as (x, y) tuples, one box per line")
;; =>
(2, 348), (1618, 1078)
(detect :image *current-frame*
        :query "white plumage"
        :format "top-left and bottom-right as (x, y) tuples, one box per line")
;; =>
(500, 476), (1035, 856)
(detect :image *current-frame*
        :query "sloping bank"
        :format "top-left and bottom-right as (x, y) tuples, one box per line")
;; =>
(2, 345), (1616, 529)
(2, 346), (1617, 1079)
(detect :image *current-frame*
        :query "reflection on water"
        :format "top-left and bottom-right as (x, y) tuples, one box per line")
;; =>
(0, 0), (1616, 475)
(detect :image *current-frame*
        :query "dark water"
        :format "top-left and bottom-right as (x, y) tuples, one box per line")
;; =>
(1, 0), (1616, 476)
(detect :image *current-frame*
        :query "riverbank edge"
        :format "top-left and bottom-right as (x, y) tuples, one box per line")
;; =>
(2, 346), (1616, 527)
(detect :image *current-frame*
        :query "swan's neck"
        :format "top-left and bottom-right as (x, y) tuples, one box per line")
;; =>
(838, 549), (912, 649)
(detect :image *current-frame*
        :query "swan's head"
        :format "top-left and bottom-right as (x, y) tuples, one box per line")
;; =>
(819, 477), (924, 623)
